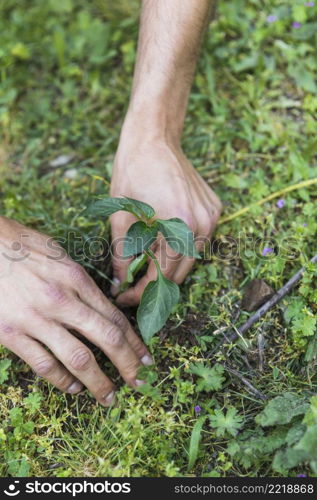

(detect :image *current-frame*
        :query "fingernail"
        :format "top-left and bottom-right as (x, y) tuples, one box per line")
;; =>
(135, 379), (146, 387)
(104, 390), (116, 405)
(113, 277), (121, 286)
(141, 354), (154, 366)
(67, 381), (83, 394)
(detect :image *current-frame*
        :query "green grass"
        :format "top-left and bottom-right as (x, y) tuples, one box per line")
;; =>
(0, 0), (317, 477)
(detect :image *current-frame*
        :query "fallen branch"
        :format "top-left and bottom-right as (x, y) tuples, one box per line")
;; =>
(208, 254), (317, 358)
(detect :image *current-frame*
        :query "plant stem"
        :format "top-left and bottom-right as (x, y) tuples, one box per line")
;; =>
(208, 253), (317, 358)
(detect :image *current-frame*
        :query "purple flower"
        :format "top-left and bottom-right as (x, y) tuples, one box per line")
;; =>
(262, 247), (274, 257)
(266, 14), (278, 23)
(297, 474), (307, 478)
(292, 22), (302, 28)
(303, 223), (308, 227)
(194, 405), (201, 414)
(304, 2), (314, 6)
(276, 199), (285, 209)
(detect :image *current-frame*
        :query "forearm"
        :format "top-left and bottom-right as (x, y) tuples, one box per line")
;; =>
(122, 0), (214, 145)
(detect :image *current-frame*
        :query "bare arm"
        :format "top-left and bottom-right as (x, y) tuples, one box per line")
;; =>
(126, 0), (213, 143)
(111, 0), (221, 304)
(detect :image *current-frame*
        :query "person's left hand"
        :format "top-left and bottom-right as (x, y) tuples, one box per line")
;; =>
(110, 138), (222, 306)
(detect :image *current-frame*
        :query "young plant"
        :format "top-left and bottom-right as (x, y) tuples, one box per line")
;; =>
(188, 362), (226, 392)
(84, 196), (200, 343)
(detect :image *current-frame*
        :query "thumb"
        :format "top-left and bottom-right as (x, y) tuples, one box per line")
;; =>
(110, 212), (135, 296)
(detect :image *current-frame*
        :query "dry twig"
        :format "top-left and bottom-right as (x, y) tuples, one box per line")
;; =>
(208, 254), (317, 358)
(223, 364), (267, 400)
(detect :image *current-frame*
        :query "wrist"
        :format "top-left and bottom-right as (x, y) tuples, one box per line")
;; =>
(121, 72), (192, 146)
(114, 115), (185, 170)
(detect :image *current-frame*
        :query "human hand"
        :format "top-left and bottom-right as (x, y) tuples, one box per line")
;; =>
(110, 138), (222, 306)
(0, 217), (153, 406)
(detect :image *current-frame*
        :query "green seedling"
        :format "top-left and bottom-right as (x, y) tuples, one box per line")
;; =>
(84, 196), (200, 343)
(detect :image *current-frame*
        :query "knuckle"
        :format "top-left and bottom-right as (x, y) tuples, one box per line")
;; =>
(70, 347), (92, 371)
(109, 309), (128, 331)
(43, 282), (69, 307)
(74, 303), (92, 323)
(33, 357), (56, 377)
(23, 305), (42, 321)
(105, 324), (125, 348)
(0, 319), (14, 336)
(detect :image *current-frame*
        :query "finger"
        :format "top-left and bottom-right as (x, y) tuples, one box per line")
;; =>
(155, 236), (181, 280)
(51, 299), (144, 386)
(116, 238), (181, 307)
(61, 262), (153, 364)
(185, 158), (222, 215)
(77, 274), (153, 365)
(29, 318), (116, 407)
(172, 257), (196, 284)
(115, 258), (156, 306)
(172, 216), (216, 283)
(84, 300), (153, 365)
(110, 211), (136, 296)
(198, 176), (223, 215)
(8, 334), (83, 394)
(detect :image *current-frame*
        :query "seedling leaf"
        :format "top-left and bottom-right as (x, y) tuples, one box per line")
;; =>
(84, 196), (155, 220)
(137, 267), (180, 343)
(123, 221), (158, 257)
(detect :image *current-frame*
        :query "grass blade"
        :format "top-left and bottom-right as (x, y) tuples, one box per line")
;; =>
(188, 416), (207, 471)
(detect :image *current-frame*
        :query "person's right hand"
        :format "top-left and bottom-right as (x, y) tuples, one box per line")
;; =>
(0, 216), (153, 406)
